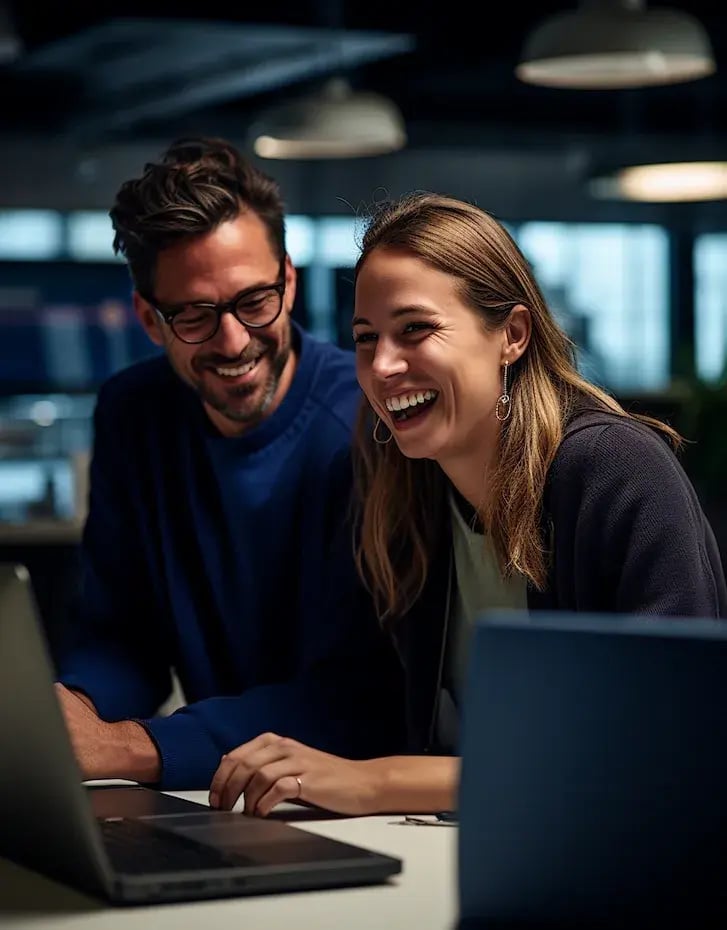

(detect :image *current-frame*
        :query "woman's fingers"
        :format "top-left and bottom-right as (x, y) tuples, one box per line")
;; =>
(209, 732), (286, 808)
(209, 735), (369, 818)
(255, 774), (304, 817)
(243, 758), (304, 815)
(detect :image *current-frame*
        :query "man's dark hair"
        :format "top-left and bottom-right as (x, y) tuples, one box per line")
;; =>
(110, 136), (286, 298)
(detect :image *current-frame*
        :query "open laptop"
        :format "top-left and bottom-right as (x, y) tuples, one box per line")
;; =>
(0, 564), (401, 904)
(458, 609), (727, 928)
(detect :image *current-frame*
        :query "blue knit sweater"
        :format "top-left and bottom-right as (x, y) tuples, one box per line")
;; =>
(58, 324), (403, 788)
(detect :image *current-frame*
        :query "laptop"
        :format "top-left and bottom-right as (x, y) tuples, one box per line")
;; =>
(458, 609), (727, 928)
(0, 564), (401, 904)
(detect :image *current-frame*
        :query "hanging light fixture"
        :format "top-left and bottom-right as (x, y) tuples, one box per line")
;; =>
(251, 77), (407, 159)
(516, 0), (715, 89)
(0, 2), (22, 64)
(589, 161), (727, 202)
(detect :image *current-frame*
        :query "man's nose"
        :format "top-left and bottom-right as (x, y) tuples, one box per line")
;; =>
(212, 310), (253, 356)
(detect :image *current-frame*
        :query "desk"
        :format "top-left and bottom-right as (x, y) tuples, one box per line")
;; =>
(0, 791), (458, 929)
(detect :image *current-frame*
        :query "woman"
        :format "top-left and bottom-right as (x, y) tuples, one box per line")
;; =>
(209, 193), (727, 817)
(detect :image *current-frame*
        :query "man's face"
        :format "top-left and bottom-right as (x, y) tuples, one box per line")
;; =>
(134, 212), (297, 436)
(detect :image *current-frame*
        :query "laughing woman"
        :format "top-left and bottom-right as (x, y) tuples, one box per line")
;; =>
(209, 192), (727, 817)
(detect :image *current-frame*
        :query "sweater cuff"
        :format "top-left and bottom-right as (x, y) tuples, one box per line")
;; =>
(57, 671), (140, 723)
(140, 712), (223, 790)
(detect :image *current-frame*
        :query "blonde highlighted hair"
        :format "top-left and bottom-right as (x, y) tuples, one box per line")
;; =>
(352, 193), (680, 621)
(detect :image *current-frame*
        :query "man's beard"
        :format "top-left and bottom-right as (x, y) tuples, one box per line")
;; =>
(192, 327), (292, 427)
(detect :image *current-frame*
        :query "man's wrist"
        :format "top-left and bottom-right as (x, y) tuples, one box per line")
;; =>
(108, 720), (162, 783)
(67, 688), (97, 713)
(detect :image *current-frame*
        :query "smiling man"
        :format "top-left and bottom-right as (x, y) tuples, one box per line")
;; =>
(54, 137), (403, 789)
(143, 211), (296, 435)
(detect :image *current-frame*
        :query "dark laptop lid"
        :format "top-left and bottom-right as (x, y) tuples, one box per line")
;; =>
(458, 610), (727, 928)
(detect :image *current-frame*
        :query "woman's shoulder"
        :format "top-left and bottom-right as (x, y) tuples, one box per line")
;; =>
(545, 403), (707, 547)
(552, 403), (682, 486)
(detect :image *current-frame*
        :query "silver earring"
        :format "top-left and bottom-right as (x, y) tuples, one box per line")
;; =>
(373, 416), (393, 445)
(495, 360), (511, 422)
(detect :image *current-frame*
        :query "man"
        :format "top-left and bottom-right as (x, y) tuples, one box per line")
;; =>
(55, 137), (403, 790)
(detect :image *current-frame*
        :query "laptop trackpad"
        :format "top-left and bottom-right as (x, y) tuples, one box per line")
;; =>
(160, 813), (315, 848)
(161, 814), (367, 866)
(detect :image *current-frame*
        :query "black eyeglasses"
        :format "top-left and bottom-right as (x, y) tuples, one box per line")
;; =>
(147, 263), (286, 345)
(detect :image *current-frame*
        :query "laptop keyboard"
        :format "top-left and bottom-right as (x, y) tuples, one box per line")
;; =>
(99, 818), (249, 874)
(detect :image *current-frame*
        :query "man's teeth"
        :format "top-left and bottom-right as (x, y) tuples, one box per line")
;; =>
(215, 358), (259, 377)
(385, 389), (437, 412)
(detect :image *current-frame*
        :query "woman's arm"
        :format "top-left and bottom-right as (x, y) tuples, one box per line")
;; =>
(367, 753), (460, 814)
(209, 732), (459, 816)
(551, 420), (726, 617)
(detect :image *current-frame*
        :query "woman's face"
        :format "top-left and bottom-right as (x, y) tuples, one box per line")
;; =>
(353, 246), (513, 466)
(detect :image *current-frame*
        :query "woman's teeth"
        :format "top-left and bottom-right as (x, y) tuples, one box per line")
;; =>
(385, 389), (438, 413)
(385, 390), (439, 421)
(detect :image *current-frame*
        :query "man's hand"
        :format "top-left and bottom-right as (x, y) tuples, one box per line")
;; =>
(54, 684), (161, 783)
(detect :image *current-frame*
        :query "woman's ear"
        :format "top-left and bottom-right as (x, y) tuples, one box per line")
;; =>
(503, 304), (531, 364)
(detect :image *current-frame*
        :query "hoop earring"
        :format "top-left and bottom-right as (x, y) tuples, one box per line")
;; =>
(373, 416), (393, 445)
(495, 360), (512, 422)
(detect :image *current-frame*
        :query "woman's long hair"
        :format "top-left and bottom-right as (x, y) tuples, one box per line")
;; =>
(352, 193), (680, 621)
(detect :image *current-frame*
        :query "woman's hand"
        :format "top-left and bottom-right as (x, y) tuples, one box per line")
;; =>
(208, 732), (382, 817)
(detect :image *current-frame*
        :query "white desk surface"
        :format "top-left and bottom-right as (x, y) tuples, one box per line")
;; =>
(0, 791), (458, 930)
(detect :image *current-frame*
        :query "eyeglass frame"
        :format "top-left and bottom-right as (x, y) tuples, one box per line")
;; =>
(143, 258), (288, 345)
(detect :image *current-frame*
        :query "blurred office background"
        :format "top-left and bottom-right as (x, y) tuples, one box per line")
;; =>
(1, 1), (727, 654)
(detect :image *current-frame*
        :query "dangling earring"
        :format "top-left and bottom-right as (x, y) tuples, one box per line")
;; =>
(495, 360), (512, 422)
(373, 416), (393, 445)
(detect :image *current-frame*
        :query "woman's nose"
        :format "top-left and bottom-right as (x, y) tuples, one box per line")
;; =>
(371, 341), (408, 379)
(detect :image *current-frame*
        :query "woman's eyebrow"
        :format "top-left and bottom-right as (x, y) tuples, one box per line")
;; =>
(352, 305), (439, 327)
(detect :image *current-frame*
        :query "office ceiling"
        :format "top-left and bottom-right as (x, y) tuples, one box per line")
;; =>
(3, 2), (727, 221)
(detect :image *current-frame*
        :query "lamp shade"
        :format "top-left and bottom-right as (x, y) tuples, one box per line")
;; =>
(516, 1), (715, 89)
(590, 162), (727, 202)
(251, 78), (407, 159)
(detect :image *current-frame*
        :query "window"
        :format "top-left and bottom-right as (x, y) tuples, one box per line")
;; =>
(67, 212), (122, 262)
(694, 234), (727, 382)
(0, 210), (63, 260)
(318, 218), (360, 267)
(514, 223), (670, 392)
(285, 215), (315, 267)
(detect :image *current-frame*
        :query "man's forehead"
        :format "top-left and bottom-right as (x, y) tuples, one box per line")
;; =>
(152, 232), (281, 300)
